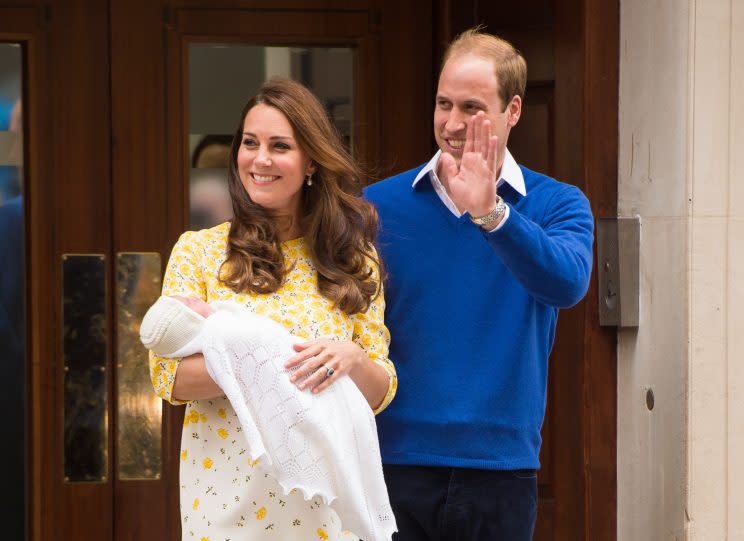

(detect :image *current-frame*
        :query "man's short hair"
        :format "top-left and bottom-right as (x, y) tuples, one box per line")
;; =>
(441, 28), (527, 110)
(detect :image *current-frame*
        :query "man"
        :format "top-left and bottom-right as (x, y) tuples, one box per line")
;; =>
(365, 29), (594, 540)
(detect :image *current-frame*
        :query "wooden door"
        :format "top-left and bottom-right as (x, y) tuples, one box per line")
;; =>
(436, 0), (619, 539)
(2, 2), (116, 540)
(10, 0), (615, 539)
(11, 1), (432, 540)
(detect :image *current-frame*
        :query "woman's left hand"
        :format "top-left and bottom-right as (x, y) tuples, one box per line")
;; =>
(284, 338), (366, 394)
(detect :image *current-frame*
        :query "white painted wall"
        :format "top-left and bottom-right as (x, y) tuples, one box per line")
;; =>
(619, 0), (744, 539)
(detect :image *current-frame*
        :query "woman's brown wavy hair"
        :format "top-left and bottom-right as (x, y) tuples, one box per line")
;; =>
(219, 78), (382, 315)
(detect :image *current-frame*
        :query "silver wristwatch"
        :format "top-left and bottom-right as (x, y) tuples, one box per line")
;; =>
(469, 196), (507, 228)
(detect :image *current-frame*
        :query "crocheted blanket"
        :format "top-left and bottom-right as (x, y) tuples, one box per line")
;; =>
(169, 301), (396, 541)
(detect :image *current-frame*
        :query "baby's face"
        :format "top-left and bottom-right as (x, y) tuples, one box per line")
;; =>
(170, 296), (214, 318)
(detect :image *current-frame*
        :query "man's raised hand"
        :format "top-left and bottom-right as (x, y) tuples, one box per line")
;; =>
(440, 111), (499, 217)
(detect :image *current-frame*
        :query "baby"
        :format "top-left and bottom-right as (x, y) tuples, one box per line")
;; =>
(140, 295), (396, 541)
(140, 295), (218, 357)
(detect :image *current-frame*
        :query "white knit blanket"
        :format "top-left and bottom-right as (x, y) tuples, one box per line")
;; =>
(168, 301), (396, 541)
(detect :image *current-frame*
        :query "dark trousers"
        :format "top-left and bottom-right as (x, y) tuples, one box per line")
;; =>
(382, 464), (537, 541)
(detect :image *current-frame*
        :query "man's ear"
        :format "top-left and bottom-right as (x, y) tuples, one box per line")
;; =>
(507, 95), (522, 128)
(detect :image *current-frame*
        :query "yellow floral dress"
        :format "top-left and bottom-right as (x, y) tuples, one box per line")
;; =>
(149, 222), (397, 541)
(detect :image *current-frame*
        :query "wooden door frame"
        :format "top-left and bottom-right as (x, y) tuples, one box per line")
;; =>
(553, 0), (619, 538)
(578, 0), (619, 537)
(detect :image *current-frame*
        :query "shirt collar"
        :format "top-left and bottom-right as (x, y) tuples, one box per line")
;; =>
(412, 148), (527, 196)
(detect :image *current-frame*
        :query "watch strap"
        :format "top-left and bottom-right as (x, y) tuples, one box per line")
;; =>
(469, 196), (507, 227)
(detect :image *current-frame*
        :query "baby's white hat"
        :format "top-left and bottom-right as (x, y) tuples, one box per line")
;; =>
(139, 296), (205, 356)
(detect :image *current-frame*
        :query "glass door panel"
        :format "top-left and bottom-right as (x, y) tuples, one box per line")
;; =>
(0, 41), (25, 540)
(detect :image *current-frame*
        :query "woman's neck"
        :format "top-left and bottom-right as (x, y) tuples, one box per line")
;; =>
(273, 213), (302, 242)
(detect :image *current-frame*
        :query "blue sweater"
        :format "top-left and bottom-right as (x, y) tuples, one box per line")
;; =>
(364, 165), (594, 469)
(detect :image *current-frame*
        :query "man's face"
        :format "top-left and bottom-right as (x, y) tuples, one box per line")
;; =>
(434, 53), (520, 171)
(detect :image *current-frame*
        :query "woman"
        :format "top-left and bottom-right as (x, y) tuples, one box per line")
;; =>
(149, 78), (396, 540)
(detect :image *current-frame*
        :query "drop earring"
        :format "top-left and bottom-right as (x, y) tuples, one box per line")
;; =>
(306, 173), (313, 186)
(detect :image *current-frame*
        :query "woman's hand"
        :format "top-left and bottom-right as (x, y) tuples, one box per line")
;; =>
(284, 339), (366, 394)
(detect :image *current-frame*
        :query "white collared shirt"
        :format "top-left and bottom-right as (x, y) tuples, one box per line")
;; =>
(412, 148), (526, 231)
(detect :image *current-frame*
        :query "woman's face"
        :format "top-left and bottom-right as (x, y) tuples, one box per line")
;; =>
(236, 103), (315, 220)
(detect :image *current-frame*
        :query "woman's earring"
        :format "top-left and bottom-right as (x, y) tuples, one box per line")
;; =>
(306, 173), (313, 186)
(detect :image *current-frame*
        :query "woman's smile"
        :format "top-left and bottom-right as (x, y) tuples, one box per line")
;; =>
(250, 173), (281, 184)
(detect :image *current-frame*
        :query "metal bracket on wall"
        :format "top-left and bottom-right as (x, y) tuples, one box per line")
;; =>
(597, 217), (640, 327)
